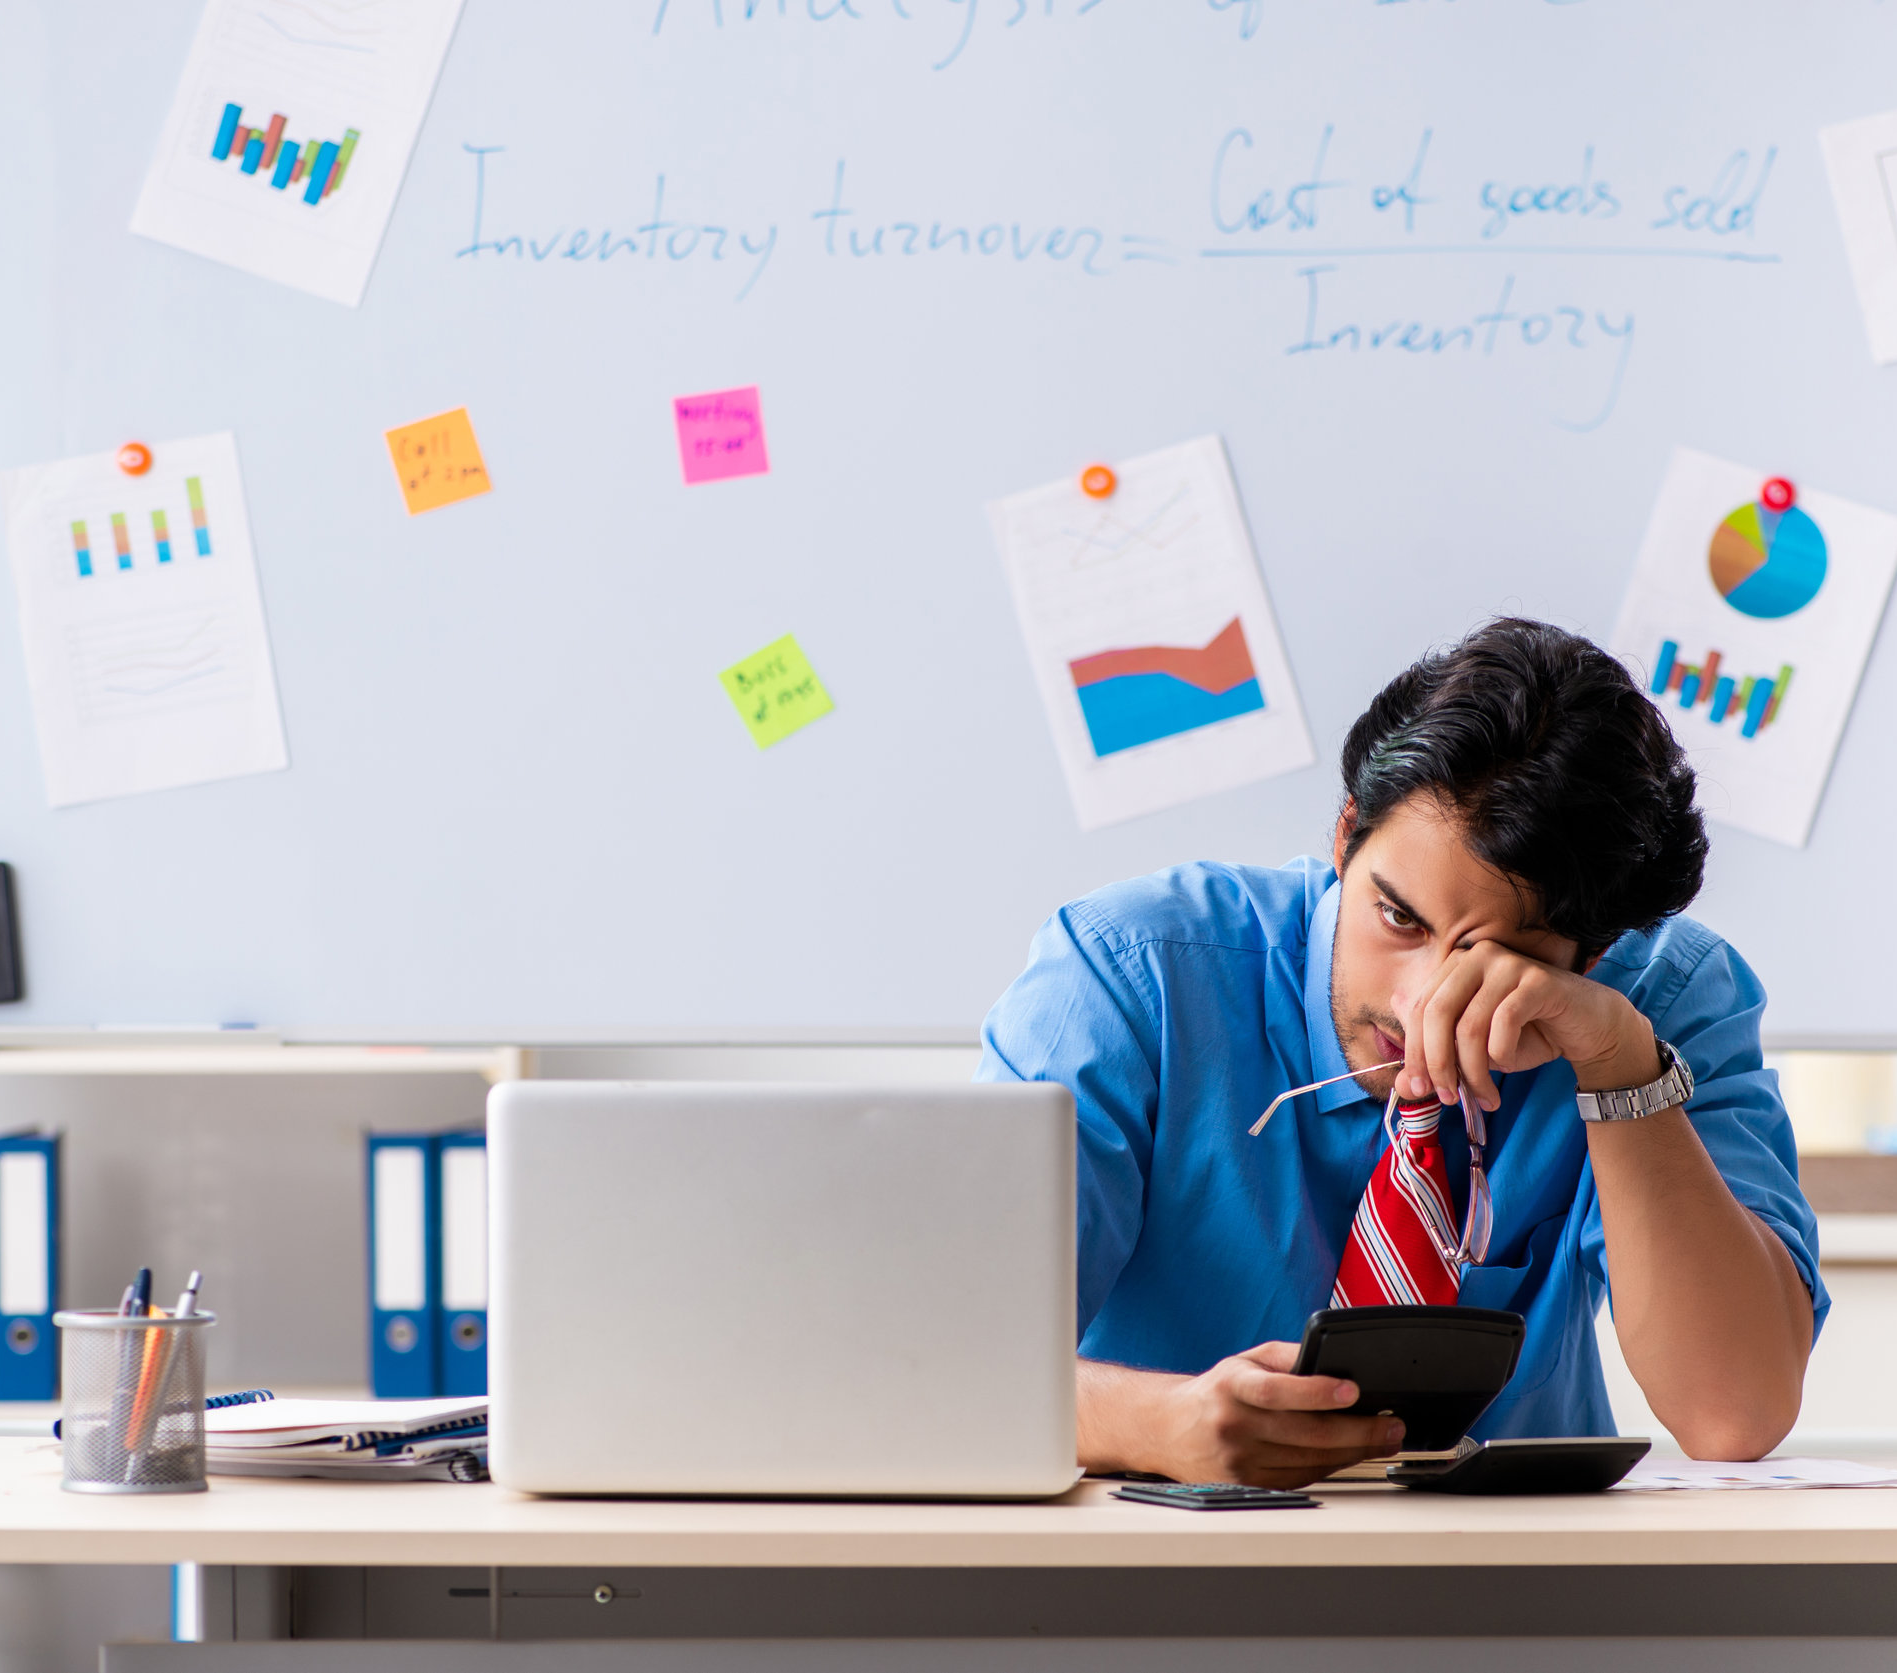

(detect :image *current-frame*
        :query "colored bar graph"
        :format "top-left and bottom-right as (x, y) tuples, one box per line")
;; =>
(1740, 676), (1775, 739)
(71, 520), (92, 579)
(111, 512), (132, 571)
(212, 103), (241, 162)
(1763, 665), (1792, 726)
(212, 104), (360, 207)
(1650, 640), (1677, 696)
(186, 477), (211, 557)
(1651, 638), (1790, 739)
(304, 140), (340, 205)
(151, 509), (173, 564)
(324, 129), (361, 199)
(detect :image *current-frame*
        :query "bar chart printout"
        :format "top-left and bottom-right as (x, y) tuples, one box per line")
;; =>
(989, 435), (1313, 830)
(0, 432), (288, 807)
(210, 101), (361, 206)
(1650, 641), (1792, 740)
(1610, 447), (1897, 848)
(129, 0), (466, 306)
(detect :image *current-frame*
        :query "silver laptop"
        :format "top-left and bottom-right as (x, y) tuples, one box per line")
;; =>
(486, 1081), (1077, 1497)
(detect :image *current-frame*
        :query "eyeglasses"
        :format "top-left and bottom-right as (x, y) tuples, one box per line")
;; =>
(1384, 1085), (1492, 1269)
(1249, 1063), (1493, 1269)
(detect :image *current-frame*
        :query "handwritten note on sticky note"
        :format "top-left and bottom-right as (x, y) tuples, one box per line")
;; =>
(720, 634), (834, 748)
(675, 386), (770, 485)
(385, 408), (492, 515)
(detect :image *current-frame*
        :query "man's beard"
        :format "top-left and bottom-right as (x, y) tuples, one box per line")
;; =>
(1329, 978), (1405, 1097)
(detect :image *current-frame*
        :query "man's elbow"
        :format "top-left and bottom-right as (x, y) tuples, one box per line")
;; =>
(1670, 1386), (1803, 1463)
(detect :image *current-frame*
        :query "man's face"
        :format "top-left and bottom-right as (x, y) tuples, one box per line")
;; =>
(1329, 792), (1584, 1101)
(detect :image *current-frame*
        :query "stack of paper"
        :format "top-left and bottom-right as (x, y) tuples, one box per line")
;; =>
(1618, 1456), (1897, 1491)
(206, 1396), (487, 1482)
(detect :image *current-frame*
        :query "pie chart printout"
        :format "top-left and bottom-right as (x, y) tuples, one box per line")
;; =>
(1068, 617), (1265, 757)
(1708, 500), (1828, 619)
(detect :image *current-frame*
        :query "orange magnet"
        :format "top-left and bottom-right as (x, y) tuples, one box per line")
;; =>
(116, 442), (153, 477)
(1080, 464), (1117, 499)
(1761, 476), (1795, 512)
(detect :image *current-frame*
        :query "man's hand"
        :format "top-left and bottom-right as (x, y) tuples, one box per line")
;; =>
(1395, 941), (1662, 1111)
(1077, 1345), (1406, 1488)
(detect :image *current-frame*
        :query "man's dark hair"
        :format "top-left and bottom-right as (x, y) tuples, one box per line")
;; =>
(1338, 618), (1707, 959)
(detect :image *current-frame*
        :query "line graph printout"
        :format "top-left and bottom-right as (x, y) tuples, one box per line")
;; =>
(0, 433), (288, 807)
(990, 436), (1313, 830)
(131, 0), (465, 306)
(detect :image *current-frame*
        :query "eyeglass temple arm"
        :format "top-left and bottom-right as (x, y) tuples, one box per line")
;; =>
(1249, 1060), (1404, 1137)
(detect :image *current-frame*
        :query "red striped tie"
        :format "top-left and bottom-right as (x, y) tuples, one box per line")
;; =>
(1332, 1097), (1462, 1308)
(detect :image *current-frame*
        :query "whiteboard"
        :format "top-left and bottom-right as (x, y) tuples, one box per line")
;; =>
(0, 0), (1893, 1038)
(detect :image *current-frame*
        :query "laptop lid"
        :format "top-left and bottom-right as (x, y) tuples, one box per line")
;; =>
(487, 1080), (1076, 1498)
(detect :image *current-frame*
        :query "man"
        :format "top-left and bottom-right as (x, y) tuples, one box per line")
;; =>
(979, 619), (1822, 1487)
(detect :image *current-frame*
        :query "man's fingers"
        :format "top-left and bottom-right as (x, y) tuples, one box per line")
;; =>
(1454, 966), (1517, 1111)
(1240, 1341), (1303, 1374)
(1226, 1361), (1359, 1411)
(1242, 1409), (1407, 1453)
(1396, 957), (1459, 1101)
(1421, 955), (1485, 1106)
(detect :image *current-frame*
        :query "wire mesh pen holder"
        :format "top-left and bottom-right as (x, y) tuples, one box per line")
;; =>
(53, 1309), (215, 1494)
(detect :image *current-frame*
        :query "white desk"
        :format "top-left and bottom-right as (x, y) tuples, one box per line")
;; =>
(1, 1440), (1895, 1570)
(6, 1441), (1897, 1647)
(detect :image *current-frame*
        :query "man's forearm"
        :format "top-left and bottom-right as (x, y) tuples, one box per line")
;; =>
(1587, 1107), (1812, 1459)
(1077, 1359), (1180, 1476)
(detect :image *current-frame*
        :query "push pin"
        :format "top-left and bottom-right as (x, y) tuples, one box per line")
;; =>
(1761, 477), (1795, 512)
(116, 442), (152, 477)
(1080, 464), (1117, 500)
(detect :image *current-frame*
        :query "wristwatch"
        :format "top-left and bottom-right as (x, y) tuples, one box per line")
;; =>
(1575, 1037), (1694, 1123)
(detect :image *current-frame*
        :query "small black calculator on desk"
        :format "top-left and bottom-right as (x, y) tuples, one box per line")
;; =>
(1109, 1482), (1319, 1511)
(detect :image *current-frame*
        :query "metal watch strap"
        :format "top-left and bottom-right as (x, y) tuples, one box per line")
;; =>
(1575, 1038), (1695, 1123)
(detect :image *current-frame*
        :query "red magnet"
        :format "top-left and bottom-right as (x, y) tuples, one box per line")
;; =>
(1080, 464), (1117, 499)
(116, 442), (153, 477)
(1761, 476), (1795, 512)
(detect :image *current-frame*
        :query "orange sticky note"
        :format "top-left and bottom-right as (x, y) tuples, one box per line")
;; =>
(385, 407), (492, 515)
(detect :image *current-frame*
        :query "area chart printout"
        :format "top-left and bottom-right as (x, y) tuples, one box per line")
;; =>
(990, 436), (1313, 830)
(1609, 447), (1897, 850)
(130, 0), (464, 307)
(0, 433), (288, 808)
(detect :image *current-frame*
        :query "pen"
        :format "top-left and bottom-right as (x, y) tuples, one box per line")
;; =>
(126, 1272), (204, 1468)
(108, 1272), (147, 1476)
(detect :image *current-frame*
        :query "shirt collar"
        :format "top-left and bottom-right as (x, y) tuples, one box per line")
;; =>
(1303, 878), (1376, 1115)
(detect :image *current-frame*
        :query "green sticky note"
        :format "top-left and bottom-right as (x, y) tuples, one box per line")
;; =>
(720, 634), (835, 748)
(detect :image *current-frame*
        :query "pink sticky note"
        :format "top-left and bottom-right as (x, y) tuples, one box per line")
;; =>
(674, 385), (770, 485)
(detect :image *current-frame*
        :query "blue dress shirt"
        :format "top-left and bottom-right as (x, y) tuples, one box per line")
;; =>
(977, 857), (1826, 1439)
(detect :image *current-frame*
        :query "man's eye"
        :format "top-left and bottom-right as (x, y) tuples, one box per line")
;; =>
(1378, 901), (1416, 931)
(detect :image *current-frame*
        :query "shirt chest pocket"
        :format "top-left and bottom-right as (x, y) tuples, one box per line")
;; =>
(1456, 1208), (1576, 1400)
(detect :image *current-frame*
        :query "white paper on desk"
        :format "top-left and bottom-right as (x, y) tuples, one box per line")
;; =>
(1618, 1456), (1897, 1491)
(989, 436), (1314, 832)
(130, 0), (465, 307)
(1821, 110), (1897, 365)
(1608, 447), (1897, 850)
(0, 432), (288, 808)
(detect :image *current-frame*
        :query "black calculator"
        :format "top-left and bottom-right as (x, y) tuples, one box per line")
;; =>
(1109, 1482), (1320, 1511)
